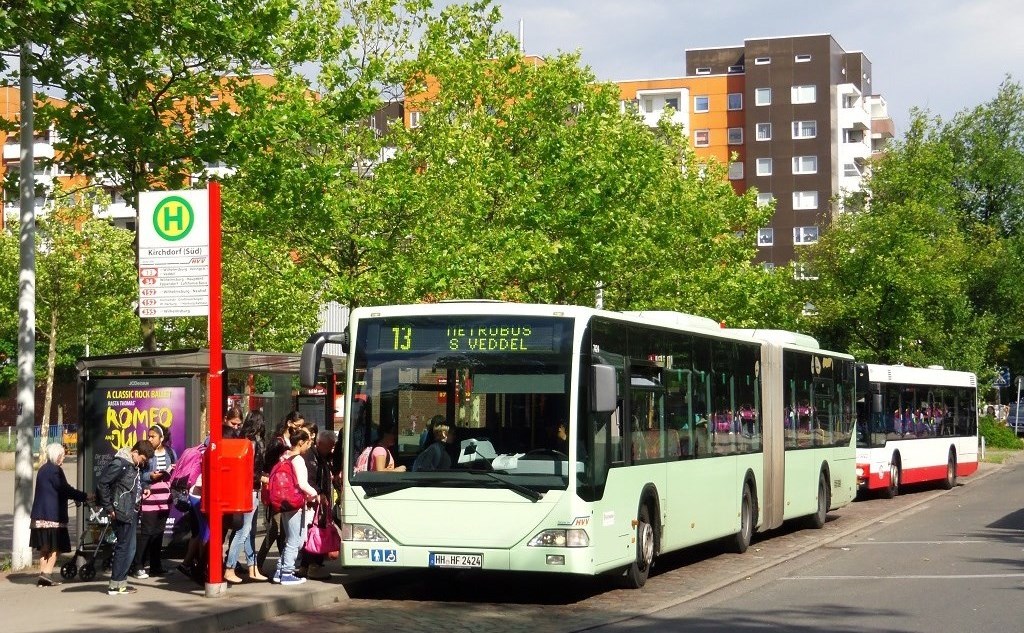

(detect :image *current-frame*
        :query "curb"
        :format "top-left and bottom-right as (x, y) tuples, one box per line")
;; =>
(133, 569), (398, 633)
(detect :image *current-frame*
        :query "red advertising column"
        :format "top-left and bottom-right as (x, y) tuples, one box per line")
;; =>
(205, 181), (224, 595)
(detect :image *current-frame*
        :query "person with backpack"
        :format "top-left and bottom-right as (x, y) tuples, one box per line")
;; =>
(133, 424), (177, 578)
(169, 440), (207, 581)
(354, 421), (406, 472)
(268, 427), (318, 585)
(256, 412), (304, 574)
(96, 440), (154, 595)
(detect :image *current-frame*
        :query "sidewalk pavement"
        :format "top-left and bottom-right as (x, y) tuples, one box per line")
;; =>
(0, 557), (388, 633)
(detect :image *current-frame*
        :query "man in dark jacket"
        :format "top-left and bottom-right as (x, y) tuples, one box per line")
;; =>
(96, 440), (154, 595)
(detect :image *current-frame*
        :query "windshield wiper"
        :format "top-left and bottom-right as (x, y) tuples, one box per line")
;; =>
(469, 470), (544, 502)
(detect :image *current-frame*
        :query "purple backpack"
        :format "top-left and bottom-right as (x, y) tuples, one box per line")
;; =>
(168, 444), (206, 511)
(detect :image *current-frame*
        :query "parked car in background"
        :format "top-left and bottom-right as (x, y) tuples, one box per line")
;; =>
(1007, 404), (1024, 436)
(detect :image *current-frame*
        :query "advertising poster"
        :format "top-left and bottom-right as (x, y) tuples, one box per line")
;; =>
(83, 377), (194, 475)
(99, 384), (187, 456)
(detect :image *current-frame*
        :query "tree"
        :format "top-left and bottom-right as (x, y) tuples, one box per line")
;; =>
(365, 2), (789, 326)
(942, 77), (1024, 237)
(802, 113), (994, 373)
(222, 0), (429, 318)
(17, 0), (296, 350)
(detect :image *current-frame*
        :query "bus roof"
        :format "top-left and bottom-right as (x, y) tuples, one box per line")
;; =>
(863, 363), (977, 388)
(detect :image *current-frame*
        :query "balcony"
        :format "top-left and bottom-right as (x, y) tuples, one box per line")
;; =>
(3, 142), (55, 162)
(872, 116), (895, 139)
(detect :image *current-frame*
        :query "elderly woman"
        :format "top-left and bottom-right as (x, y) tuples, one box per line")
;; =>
(30, 443), (89, 586)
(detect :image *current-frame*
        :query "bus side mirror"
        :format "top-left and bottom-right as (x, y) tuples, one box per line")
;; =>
(299, 330), (348, 389)
(591, 364), (617, 414)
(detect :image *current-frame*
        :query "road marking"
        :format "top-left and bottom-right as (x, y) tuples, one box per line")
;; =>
(785, 573), (1024, 580)
(846, 540), (989, 545)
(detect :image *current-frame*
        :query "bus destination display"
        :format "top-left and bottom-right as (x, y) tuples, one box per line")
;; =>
(373, 321), (559, 353)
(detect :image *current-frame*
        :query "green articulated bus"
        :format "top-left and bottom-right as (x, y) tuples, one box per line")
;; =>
(300, 302), (856, 588)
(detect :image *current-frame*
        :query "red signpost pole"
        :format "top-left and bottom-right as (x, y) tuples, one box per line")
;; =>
(205, 181), (224, 595)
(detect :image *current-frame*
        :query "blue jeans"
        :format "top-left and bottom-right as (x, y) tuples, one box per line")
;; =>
(225, 491), (258, 567)
(275, 507), (306, 576)
(110, 518), (137, 586)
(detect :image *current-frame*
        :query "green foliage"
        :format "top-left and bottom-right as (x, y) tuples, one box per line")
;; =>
(979, 415), (1023, 449)
(365, 2), (786, 326)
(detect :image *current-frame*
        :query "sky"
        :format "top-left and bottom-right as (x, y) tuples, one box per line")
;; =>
(489, 0), (1024, 134)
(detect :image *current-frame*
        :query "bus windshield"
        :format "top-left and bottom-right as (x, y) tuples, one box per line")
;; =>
(347, 315), (576, 495)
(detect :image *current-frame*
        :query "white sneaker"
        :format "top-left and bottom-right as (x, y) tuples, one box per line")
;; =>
(133, 569), (149, 579)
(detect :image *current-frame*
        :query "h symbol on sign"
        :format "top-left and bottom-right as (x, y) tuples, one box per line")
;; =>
(161, 204), (185, 231)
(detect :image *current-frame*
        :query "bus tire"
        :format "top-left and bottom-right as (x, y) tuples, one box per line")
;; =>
(942, 449), (957, 490)
(731, 482), (754, 554)
(622, 503), (655, 589)
(881, 455), (901, 499)
(806, 471), (829, 529)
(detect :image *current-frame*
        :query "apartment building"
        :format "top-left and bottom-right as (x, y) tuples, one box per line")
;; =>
(619, 34), (893, 271)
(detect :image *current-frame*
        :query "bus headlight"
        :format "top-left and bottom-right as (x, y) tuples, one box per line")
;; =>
(342, 523), (390, 542)
(527, 529), (589, 548)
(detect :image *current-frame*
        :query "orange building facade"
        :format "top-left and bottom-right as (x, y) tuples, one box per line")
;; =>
(615, 75), (747, 193)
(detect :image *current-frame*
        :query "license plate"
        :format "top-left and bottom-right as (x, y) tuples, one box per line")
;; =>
(429, 552), (483, 568)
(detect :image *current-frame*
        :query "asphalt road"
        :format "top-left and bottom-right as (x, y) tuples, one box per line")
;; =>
(592, 459), (1024, 632)
(237, 460), (1022, 633)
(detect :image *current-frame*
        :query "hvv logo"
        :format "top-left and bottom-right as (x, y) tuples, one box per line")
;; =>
(371, 549), (397, 563)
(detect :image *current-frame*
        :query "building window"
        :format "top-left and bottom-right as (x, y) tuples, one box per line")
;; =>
(754, 56), (771, 65)
(793, 262), (818, 280)
(728, 127), (743, 144)
(728, 162), (744, 180)
(756, 123), (772, 141)
(844, 129), (866, 144)
(792, 120), (817, 139)
(728, 65), (745, 73)
(842, 94), (858, 109)
(755, 87), (771, 106)
(644, 98), (654, 113)
(791, 85), (816, 104)
(795, 54), (812, 63)
(664, 97), (679, 111)
(793, 191), (818, 210)
(756, 158), (773, 176)
(792, 155), (818, 174)
(793, 226), (819, 244)
(694, 129), (710, 147)
(843, 163), (861, 177)
(756, 192), (774, 207)
(409, 111), (422, 128)
(728, 93), (743, 110)
(696, 67), (712, 75)
(694, 96), (710, 113)
(758, 228), (774, 246)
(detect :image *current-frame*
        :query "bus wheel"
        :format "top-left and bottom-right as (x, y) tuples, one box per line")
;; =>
(731, 483), (754, 554)
(622, 503), (655, 589)
(942, 450), (957, 490)
(806, 472), (829, 529)
(881, 458), (900, 499)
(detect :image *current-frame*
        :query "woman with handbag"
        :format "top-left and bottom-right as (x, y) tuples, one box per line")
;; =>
(298, 429), (337, 579)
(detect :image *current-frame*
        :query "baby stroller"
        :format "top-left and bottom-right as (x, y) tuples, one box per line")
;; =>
(60, 502), (116, 581)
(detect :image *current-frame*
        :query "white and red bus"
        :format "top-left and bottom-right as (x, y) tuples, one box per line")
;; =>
(855, 363), (978, 497)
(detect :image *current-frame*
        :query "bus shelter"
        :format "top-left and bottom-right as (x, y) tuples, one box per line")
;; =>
(75, 348), (345, 495)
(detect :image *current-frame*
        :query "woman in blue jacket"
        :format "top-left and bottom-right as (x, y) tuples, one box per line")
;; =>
(30, 443), (89, 586)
